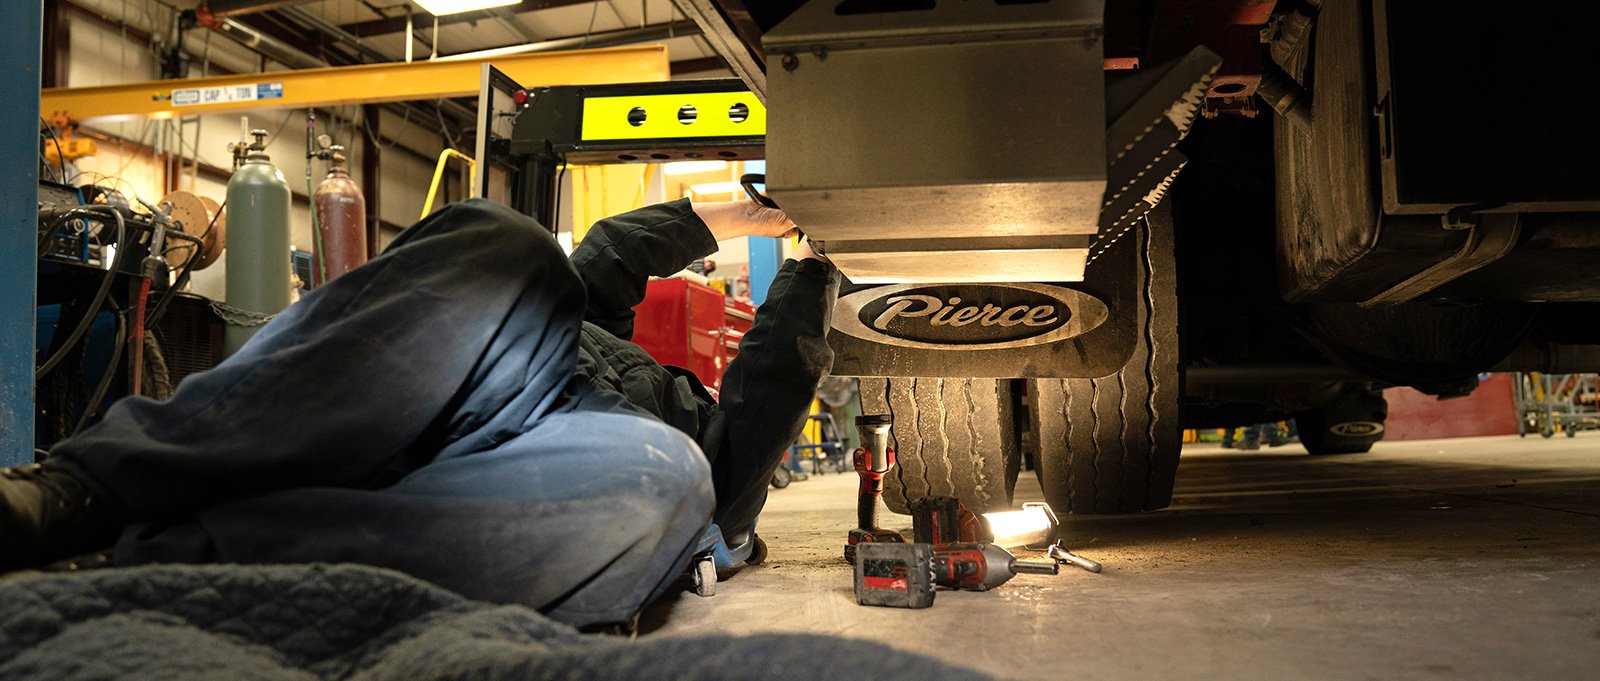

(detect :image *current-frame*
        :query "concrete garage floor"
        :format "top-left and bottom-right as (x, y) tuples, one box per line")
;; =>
(645, 435), (1600, 680)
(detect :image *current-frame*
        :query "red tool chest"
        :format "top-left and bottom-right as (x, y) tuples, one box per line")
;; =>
(631, 278), (756, 394)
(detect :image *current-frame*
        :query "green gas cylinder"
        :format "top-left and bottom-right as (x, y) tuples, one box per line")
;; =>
(223, 128), (292, 356)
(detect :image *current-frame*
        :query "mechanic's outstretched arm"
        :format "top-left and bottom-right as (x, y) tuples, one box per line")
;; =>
(569, 198), (794, 340)
(712, 240), (840, 535)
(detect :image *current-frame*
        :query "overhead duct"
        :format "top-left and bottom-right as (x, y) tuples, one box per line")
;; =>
(210, 17), (328, 70)
(435, 21), (702, 61)
(195, 0), (320, 28)
(278, 7), (394, 64)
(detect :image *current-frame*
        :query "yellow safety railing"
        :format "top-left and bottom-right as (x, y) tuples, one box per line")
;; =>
(420, 149), (478, 220)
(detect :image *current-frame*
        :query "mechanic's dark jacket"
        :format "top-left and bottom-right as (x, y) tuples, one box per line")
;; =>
(568, 198), (839, 532)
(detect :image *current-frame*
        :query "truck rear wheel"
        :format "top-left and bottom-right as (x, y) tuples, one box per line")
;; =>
(860, 377), (1020, 515)
(1030, 212), (1182, 514)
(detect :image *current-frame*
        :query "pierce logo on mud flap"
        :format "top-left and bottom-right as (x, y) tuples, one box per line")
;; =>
(834, 284), (1110, 350)
(1330, 421), (1385, 437)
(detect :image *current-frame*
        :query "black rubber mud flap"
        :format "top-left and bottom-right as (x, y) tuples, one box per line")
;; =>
(860, 377), (1019, 515)
(1030, 205), (1182, 514)
(1296, 383), (1388, 455)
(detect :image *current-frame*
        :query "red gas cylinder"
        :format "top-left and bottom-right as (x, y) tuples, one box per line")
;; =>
(312, 145), (367, 286)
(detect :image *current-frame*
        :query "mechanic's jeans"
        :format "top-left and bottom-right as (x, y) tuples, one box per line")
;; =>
(47, 200), (714, 627)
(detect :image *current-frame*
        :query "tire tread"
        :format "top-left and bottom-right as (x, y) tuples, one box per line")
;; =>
(1033, 208), (1181, 514)
(863, 377), (1017, 514)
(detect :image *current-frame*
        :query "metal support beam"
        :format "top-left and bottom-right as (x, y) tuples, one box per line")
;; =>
(672, 0), (767, 102)
(362, 105), (382, 259)
(41, 45), (670, 122)
(671, 55), (731, 75)
(41, 0), (66, 88)
(226, 11), (478, 125)
(2, 0), (42, 465)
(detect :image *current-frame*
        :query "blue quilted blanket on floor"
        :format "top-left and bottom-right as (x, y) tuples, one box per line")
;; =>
(0, 564), (990, 681)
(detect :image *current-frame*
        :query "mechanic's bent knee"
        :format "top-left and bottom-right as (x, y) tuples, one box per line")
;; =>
(603, 415), (715, 525)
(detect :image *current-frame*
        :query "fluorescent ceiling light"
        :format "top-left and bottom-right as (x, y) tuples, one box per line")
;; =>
(414, 0), (519, 16)
(689, 181), (744, 195)
(663, 160), (729, 176)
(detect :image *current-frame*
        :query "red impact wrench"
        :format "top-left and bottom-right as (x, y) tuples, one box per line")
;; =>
(845, 414), (907, 564)
(932, 542), (1061, 591)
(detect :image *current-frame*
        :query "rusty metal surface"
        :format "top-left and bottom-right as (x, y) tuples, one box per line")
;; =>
(313, 167), (367, 286)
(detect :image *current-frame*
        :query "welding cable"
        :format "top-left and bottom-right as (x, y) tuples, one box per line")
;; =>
(552, 161), (568, 236)
(128, 276), (152, 397)
(35, 214), (52, 257)
(70, 307), (126, 436)
(145, 231), (204, 327)
(126, 202), (172, 397)
(36, 206), (129, 380)
(145, 199), (222, 326)
(39, 115), (68, 183)
(37, 210), (67, 257)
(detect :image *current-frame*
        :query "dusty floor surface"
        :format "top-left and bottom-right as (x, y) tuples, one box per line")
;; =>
(645, 435), (1600, 680)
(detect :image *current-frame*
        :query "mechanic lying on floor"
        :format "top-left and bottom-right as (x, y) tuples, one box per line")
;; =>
(1, 197), (837, 628)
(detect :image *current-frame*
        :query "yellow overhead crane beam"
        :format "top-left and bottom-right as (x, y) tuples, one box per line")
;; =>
(41, 45), (669, 122)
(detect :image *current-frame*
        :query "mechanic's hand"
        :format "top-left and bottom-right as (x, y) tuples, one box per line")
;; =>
(791, 237), (830, 264)
(692, 199), (798, 242)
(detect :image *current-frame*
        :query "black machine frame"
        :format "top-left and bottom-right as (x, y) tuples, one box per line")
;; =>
(490, 78), (767, 232)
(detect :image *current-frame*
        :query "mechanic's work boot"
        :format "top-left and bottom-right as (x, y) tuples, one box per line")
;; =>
(0, 465), (118, 572)
(39, 550), (115, 573)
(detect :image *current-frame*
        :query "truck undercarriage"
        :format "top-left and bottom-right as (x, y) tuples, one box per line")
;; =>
(551, 0), (1600, 514)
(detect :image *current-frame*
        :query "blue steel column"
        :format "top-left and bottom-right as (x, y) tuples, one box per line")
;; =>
(1, 1), (43, 465)
(746, 236), (784, 306)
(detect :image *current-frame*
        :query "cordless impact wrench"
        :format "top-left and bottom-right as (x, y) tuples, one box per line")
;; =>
(844, 415), (907, 564)
(853, 541), (1060, 608)
(910, 496), (1061, 590)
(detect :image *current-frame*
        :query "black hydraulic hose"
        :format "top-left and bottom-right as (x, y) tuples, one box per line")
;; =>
(71, 307), (127, 436)
(36, 206), (128, 380)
